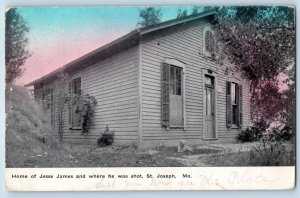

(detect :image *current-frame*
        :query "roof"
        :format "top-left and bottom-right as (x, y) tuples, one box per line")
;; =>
(26, 10), (216, 86)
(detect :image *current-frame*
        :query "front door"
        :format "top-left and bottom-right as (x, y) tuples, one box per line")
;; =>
(204, 75), (215, 139)
(169, 65), (183, 127)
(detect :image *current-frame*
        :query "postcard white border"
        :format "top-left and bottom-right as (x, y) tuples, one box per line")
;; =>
(5, 167), (295, 191)
(1, 0), (298, 196)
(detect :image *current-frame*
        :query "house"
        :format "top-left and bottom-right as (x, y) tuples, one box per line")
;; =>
(26, 10), (251, 147)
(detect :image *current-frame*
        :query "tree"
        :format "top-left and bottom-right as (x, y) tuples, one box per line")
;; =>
(137, 7), (162, 27)
(177, 8), (188, 19)
(192, 6), (217, 15)
(5, 8), (31, 83)
(214, 6), (295, 125)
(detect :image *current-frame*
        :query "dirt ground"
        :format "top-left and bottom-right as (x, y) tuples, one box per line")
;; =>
(6, 143), (221, 167)
(6, 142), (295, 168)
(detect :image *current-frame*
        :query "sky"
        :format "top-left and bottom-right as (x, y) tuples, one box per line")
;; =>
(15, 6), (196, 85)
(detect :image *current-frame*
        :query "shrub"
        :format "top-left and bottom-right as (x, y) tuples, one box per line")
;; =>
(236, 120), (269, 142)
(250, 134), (295, 166)
(97, 125), (114, 147)
(81, 94), (97, 133)
(236, 128), (256, 142)
(269, 125), (294, 141)
(97, 132), (114, 147)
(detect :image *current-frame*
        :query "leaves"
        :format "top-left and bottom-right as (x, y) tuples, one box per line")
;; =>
(5, 8), (31, 83)
(176, 8), (188, 19)
(215, 6), (295, 124)
(137, 7), (162, 27)
(72, 94), (97, 133)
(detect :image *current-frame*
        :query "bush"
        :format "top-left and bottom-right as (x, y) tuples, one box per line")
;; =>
(236, 128), (255, 142)
(97, 132), (114, 147)
(97, 125), (114, 147)
(268, 125), (294, 141)
(250, 134), (295, 166)
(236, 120), (269, 142)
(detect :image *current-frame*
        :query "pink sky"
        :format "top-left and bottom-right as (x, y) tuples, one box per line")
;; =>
(15, 6), (185, 85)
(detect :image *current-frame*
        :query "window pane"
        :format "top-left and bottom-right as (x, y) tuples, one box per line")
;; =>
(176, 68), (182, 95)
(176, 81), (181, 95)
(231, 83), (236, 105)
(73, 78), (81, 95)
(232, 105), (237, 124)
(170, 66), (182, 96)
(176, 68), (181, 82)
(170, 82), (175, 95)
(205, 30), (215, 53)
(206, 88), (212, 115)
(170, 67), (175, 81)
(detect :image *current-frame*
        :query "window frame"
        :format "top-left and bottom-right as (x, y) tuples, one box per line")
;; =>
(45, 87), (55, 127)
(202, 70), (218, 140)
(203, 25), (216, 57)
(231, 82), (238, 126)
(161, 58), (186, 130)
(226, 80), (243, 129)
(69, 76), (82, 130)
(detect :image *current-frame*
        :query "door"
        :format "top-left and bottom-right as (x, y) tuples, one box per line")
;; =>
(204, 75), (215, 138)
(169, 65), (183, 127)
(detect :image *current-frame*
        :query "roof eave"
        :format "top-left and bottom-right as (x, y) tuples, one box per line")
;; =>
(139, 10), (216, 35)
(25, 29), (140, 87)
(26, 10), (216, 87)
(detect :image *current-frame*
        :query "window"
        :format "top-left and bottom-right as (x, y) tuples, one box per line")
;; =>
(162, 62), (185, 128)
(69, 77), (82, 129)
(226, 81), (243, 128)
(72, 77), (81, 95)
(45, 88), (54, 127)
(170, 66), (182, 95)
(203, 26), (217, 57)
(205, 75), (214, 116)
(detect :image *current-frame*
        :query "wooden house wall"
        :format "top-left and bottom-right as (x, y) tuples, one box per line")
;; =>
(140, 19), (251, 147)
(34, 46), (140, 145)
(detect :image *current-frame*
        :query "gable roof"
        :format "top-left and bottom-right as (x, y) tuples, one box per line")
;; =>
(26, 10), (215, 86)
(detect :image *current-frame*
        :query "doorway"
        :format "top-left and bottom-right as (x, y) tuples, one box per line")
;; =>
(204, 75), (216, 139)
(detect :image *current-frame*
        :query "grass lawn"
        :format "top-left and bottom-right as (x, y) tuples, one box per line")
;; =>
(6, 142), (295, 167)
(6, 143), (222, 167)
(202, 149), (295, 166)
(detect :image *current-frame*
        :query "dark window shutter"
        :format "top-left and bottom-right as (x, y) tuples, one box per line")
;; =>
(239, 84), (243, 128)
(226, 81), (232, 128)
(161, 63), (170, 128)
(235, 84), (240, 127)
(68, 81), (72, 127)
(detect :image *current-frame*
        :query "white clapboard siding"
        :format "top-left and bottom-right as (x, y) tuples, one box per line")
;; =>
(140, 19), (251, 146)
(37, 46), (140, 144)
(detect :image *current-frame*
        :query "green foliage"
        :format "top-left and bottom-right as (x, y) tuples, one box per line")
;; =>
(215, 6), (295, 124)
(216, 6), (295, 83)
(268, 125), (294, 141)
(237, 120), (269, 142)
(176, 8), (188, 19)
(283, 67), (295, 131)
(250, 133), (294, 166)
(5, 8), (31, 83)
(137, 7), (162, 27)
(192, 6), (217, 15)
(97, 125), (114, 147)
(81, 94), (97, 133)
(71, 94), (97, 134)
(251, 80), (287, 123)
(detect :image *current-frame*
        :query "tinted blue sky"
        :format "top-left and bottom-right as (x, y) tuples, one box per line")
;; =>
(16, 6), (198, 84)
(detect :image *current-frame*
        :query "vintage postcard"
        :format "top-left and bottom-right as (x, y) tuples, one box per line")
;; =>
(5, 6), (295, 191)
